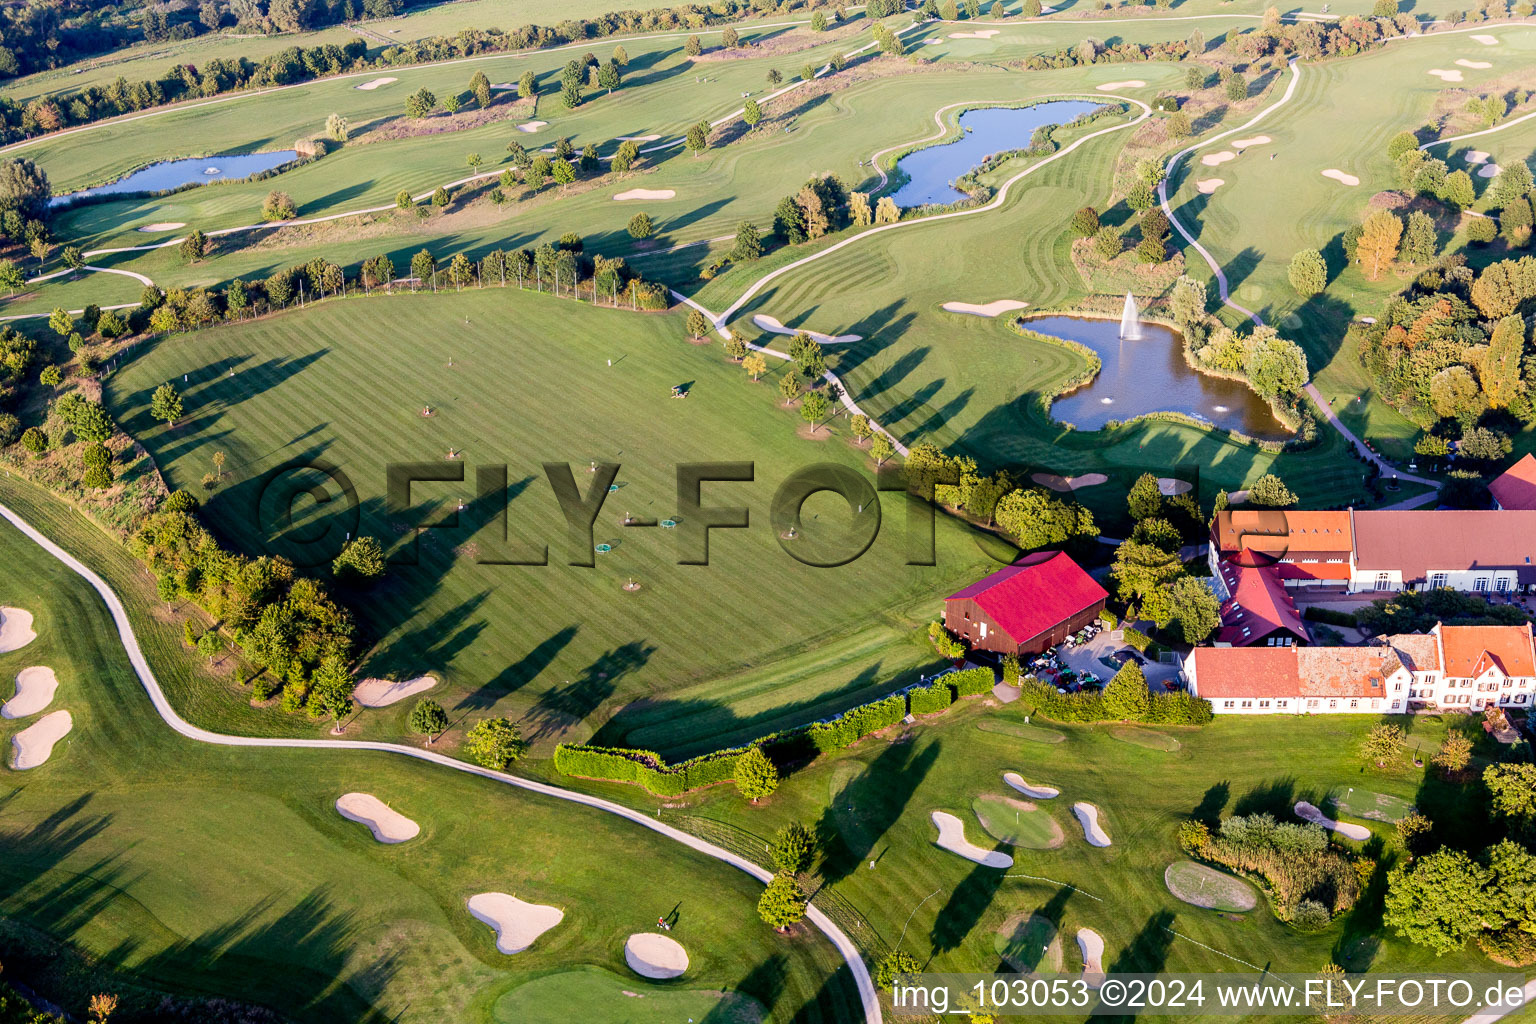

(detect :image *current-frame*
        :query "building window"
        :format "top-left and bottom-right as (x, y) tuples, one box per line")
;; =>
(1497, 577), (1513, 592)
(1394, 682), (1403, 692)
(1241, 700), (1252, 708)
(1223, 700), (1234, 708)
(1307, 699), (1319, 708)
(1374, 573), (1391, 591)
(1259, 700), (1270, 708)
(1430, 573), (1448, 589)
(979, 622), (988, 639)
(1277, 699), (1288, 708)
(1349, 699), (1359, 709)
(1329, 699), (1339, 709)
(1518, 694), (1528, 705)
(1475, 577), (1491, 593)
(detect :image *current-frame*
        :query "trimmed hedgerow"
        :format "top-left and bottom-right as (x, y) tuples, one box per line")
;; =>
(809, 695), (907, 753)
(908, 681), (955, 715)
(1122, 626), (1152, 652)
(948, 667), (995, 698)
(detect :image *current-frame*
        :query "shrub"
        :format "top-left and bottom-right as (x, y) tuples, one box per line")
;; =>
(1482, 927), (1536, 967)
(1122, 626), (1151, 652)
(0, 413), (20, 448)
(1467, 216), (1498, 244)
(1098, 607), (1119, 629)
(908, 680), (954, 715)
(20, 426), (46, 454)
(773, 821), (816, 874)
(876, 951), (920, 988)
(250, 674), (282, 702)
(465, 716), (528, 769)
(1178, 819), (1212, 854)
(1303, 606), (1358, 627)
(735, 745), (779, 801)
(1148, 691), (1214, 724)
(948, 666), (994, 698)
(1290, 898), (1332, 932)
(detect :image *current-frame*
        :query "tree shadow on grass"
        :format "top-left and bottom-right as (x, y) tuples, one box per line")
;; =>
(1193, 781), (1230, 825)
(928, 846), (1010, 956)
(817, 738), (941, 888)
(1231, 776), (1298, 818)
(455, 624), (579, 711)
(523, 640), (656, 741)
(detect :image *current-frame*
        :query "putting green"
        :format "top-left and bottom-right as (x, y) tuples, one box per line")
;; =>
(492, 966), (766, 1023)
(1327, 788), (1414, 824)
(972, 794), (1065, 849)
(1108, 726), (1182, 752)
(1164, 861), (1258, 913)
(976, 719), (1067, 744)
(995, 912), (1064, 973)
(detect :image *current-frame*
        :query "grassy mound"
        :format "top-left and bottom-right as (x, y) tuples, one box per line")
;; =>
(995, 912), (1063, 973)
(1327, 788), (1414, 824)
(1108, 726), (1181, 751)
(972, 794), (1065, 849)
(976, 719), (1066, 744)
(1164, 861), (1257, 912)
(493, 967), (766, 1023)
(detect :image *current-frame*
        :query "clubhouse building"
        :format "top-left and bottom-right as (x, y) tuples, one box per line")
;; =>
(1186, 622), (1536, 715)
(942, 551), (1108, 657)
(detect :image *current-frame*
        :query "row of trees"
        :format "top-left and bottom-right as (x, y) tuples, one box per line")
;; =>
(1112, 473), (1221, 644)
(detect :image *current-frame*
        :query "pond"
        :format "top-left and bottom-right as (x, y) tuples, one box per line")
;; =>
(52, 150), (300, 206)
(891, 101), (1101, 208)
(1025, 315), (1291, 440)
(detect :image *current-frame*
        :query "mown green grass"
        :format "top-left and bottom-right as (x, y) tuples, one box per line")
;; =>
(0, 482), (859, 1022)
(103, 288), (1000, 755)
(489, 965), (767, 1023)
(971, 793), (1064, 849)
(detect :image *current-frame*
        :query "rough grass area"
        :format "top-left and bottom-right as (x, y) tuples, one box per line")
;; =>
(1164, 860), (1258, 913)
(491, 966), (767, 1023)
(1327, 788), (1416, 824)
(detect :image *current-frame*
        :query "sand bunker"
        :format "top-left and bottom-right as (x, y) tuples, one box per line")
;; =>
(355, 76), (398, 90)
(1201, 151), (1236, 167)
(617, 134), (662, 142)
(1465, 150), (1491, 164)
(1157, 477), (1192, 496)
(516, 121), (547, 133)
(0, 608), (36, 654)
(137, 222), (186, 232)
(1478, 163), (1502, 178)
(1077, 928), (1105, 979)
(10, 710), (71, 769)
(932, 810), (1014, 868)
(625, 932), (689, 978)
(1232, 135), (1272, 148)
(1096, 80), (1146, 90)
(752, 314), (861, 345)
(942, 299), (1029, 317)
(614, 188), (676, 201)
(1004, 772), (1059, 799)
(1455, 59), (1493, 69)
(1321, 168), (1360, 186)
(1471, 33), (1498, 44)
(1031, 472), (1108, 492)
(1195, 178), (1225, 194)
(3, 667), (59, 720)
(467, 893), (565, 953)
(949, 29), (1001, 38)
(1295, 801), (1370, 841)
(1427, 68), (1464, 82)
(1073, 802), (1111, 847)
(353, 675), (437, 708)
(336, 792), (420, 843)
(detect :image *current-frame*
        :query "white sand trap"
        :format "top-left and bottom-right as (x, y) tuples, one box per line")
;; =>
(625, 932), (689, 978)
(949, 29), (1001, 38)
(1004, 772), (1060, 799)
(354, 76), (398, 90)
(1073, 802), (1111, 847)
(1096, 80), (1145, 90)
(1427, 68), (1464, 82)
(1295, 801), (1370, 841)
(1465, 150), (1491, 164)
(10, 710), (71, 770)
(932, 810), (1014, 867)
(1478, 163), (1502, 178)
(1157, 477), (1192, 496)
(1201, 151), (1236, 167)
(0, 608), (36, 654)
(1471, 33), (1498, 44)
(468, 892), (565, 953)
(336, 792), (420, 843)
(942, 299), (1029, 317)
(1031, 472), (1108, 492)
(353, 675), (437, 708)
(1195, 178), (1225, 194)
(614, 188), (676, 201)
(1321, 168), (1360, 186)
(617, 134), (662, 142)
(1455, 59), (1493, 69)
(516, 121), (547, 133)
(752, 314), (861, 344)
(137, 221), (186, 232)
(1232, 135), (1272, 148)
(4, 667), (59, 720)
(1077, 928), (1106, 979)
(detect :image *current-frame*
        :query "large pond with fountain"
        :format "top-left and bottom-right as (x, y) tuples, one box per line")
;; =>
(1027, 299), (1290, 440)
(891, 100), (1102, 207)
(52, 150), (300, 206)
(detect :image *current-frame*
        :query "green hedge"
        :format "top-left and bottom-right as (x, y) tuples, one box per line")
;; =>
(909, 681), (955, 715)
(948, 666), (995, 698)
(1022, 678), (1213, 724)
(809, 695), (908, 753)
(1122, 626), (1152, 652)
(553, 743), (749, 797)
(1148, 691), (1215, 724)
(1303, 606), (1358, 627)
(1099, 608), (1120, 629)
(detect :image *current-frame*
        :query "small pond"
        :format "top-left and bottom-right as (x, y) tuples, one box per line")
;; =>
(1026, 315), (1291, 440)
(53, 150), (300, 206)
(891, 101), (1101, 207)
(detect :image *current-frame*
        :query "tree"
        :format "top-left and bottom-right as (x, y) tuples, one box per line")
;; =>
(1487, 162), (1534, 209)
(1170, 575), (1222, 643)
(469, 69), (491, 109)
(767, 68), (783, 86)
(1459, 426), (1512, 463)
(333, 536), (386, 585)
(685, 34), (703, 56)
(405, 87), (436, 119)
(1395, 810), (1433, 854)
(1501, 199), (1533, 248)
(1070, 206), (1100, 238)
(1166, 110), (1193, 139)
(686, 122), (709, 157)
(179, 229), (206, 263)
(743, 352), (767, 381)
(743, 98), (762, 127)
(628, 211), (654, 239)
(773, 821), (815, 874)
(465, 717), (527, 769)
(1485, 763), (1536, 837)
(1433, 732), (1473, 777)
(1288, 249), (1326, 297)
(1440, 169), (1476, 210)
(325, 112), (348, 143)
(1356, 211), (1402, 280)
(870, 433), (895, 466)
(1402, 210), (1439, 264)
(1225, 73), (1248, 101)
(736, 746), (779, 802)
(732, 221), (763, 261)
(1362, 723), (1404, 767)
(1103, 661), (1151, 720)
(1127, 472), (1162, 521)
(995, 488), (1097, 550)
(431, 185), (450, 208)
(518, 70), (537, 100)
(150, 383), (183, 427)
(0, 158), (50, 223)
(261, 190), (296, 221)
(410, 249), (436, 289)
(1094, 226), (1122, 260)
(1247, 473), (1296, 508)
(876, 951), (921, 988)
(61, 245), (83, 273)
(0, 258), (23, 294)
(408, 698), (448, 744)
(778, 372), (803, 404)
(597, 62), (620, 94)
(448, 252), (474, 290)
(552, 157), (576, 187)
(48, 306), (73, 337)
(612, 44), (629, 66)
(757, 873), (806, 930)
(801, 389), (831, 431)
(875, 196), (900, 224)
(686, 308), (711, 339)
(1384, 849), (1497, 954)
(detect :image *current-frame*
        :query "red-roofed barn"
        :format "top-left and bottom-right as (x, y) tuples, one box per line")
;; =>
(943, 551), (1108, 656)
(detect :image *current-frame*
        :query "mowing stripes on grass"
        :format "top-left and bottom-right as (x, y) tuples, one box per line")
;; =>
(1108, 726), (1182, 751)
